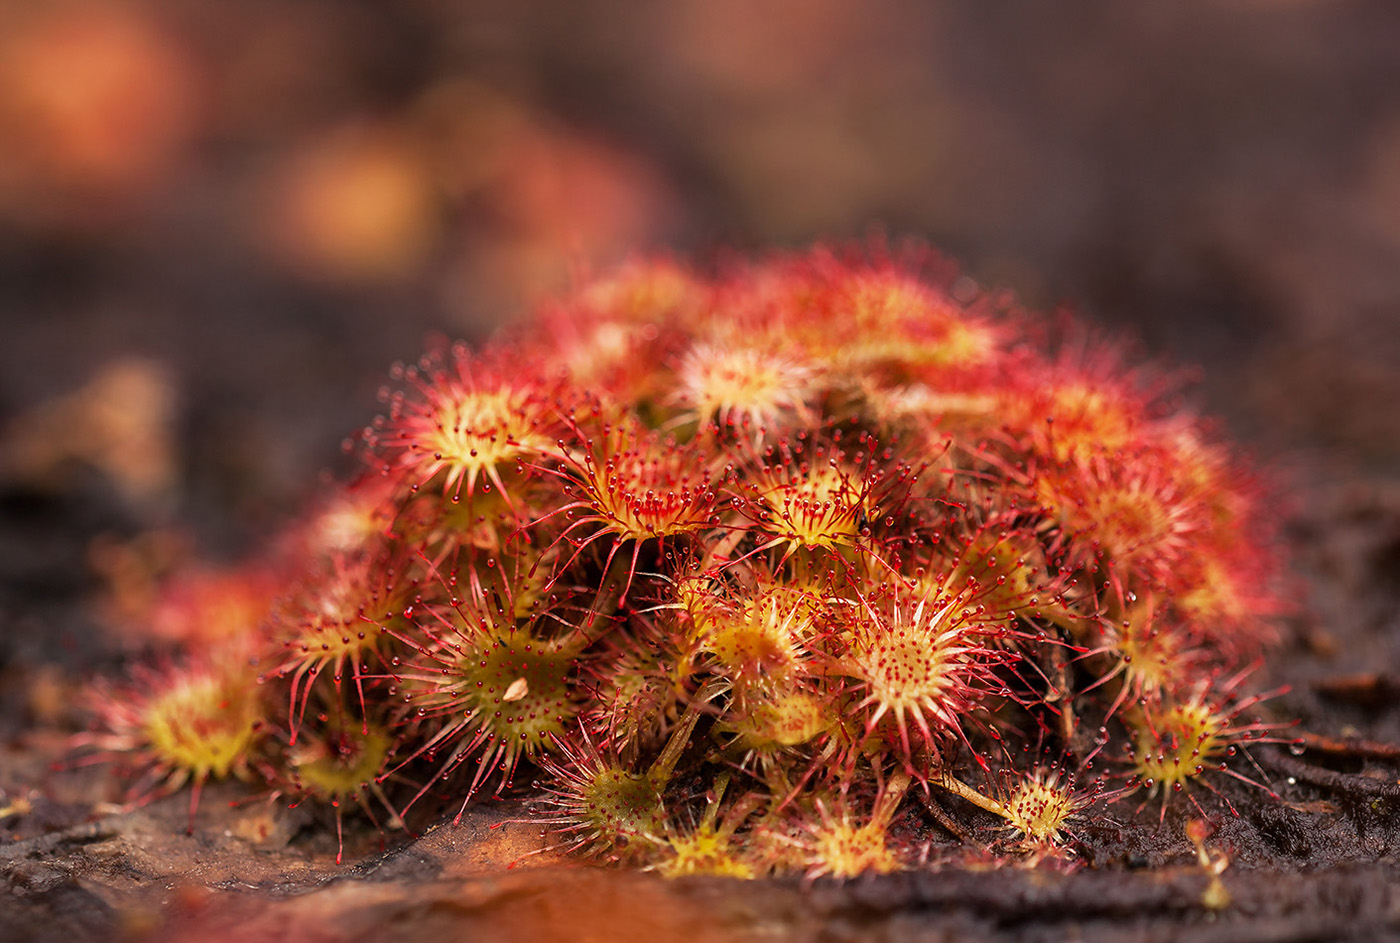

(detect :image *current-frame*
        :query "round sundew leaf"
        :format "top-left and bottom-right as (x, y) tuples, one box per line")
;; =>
(141, 671), (263, 783)
(448, 629), (581, 759)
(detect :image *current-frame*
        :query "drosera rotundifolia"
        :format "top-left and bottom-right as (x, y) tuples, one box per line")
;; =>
(77, 240), (1300, 875)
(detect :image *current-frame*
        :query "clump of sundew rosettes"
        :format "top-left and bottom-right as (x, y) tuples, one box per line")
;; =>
(81, 241), (1298, 874)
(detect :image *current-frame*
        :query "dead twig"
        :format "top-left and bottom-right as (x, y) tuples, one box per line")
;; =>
(1261, 748), (1400, 800)
(1295, 731), (1400, 762)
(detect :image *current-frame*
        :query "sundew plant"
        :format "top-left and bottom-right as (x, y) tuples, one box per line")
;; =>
(85, 242), (1295, 873)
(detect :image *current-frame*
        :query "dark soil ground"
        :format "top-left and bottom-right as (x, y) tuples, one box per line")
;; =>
(3, 2), (1400, 941)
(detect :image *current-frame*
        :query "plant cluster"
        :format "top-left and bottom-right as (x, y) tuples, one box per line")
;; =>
(83, 242), (1295, 873)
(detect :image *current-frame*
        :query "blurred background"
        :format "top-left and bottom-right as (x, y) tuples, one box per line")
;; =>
(2, 0), (1399, 569)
